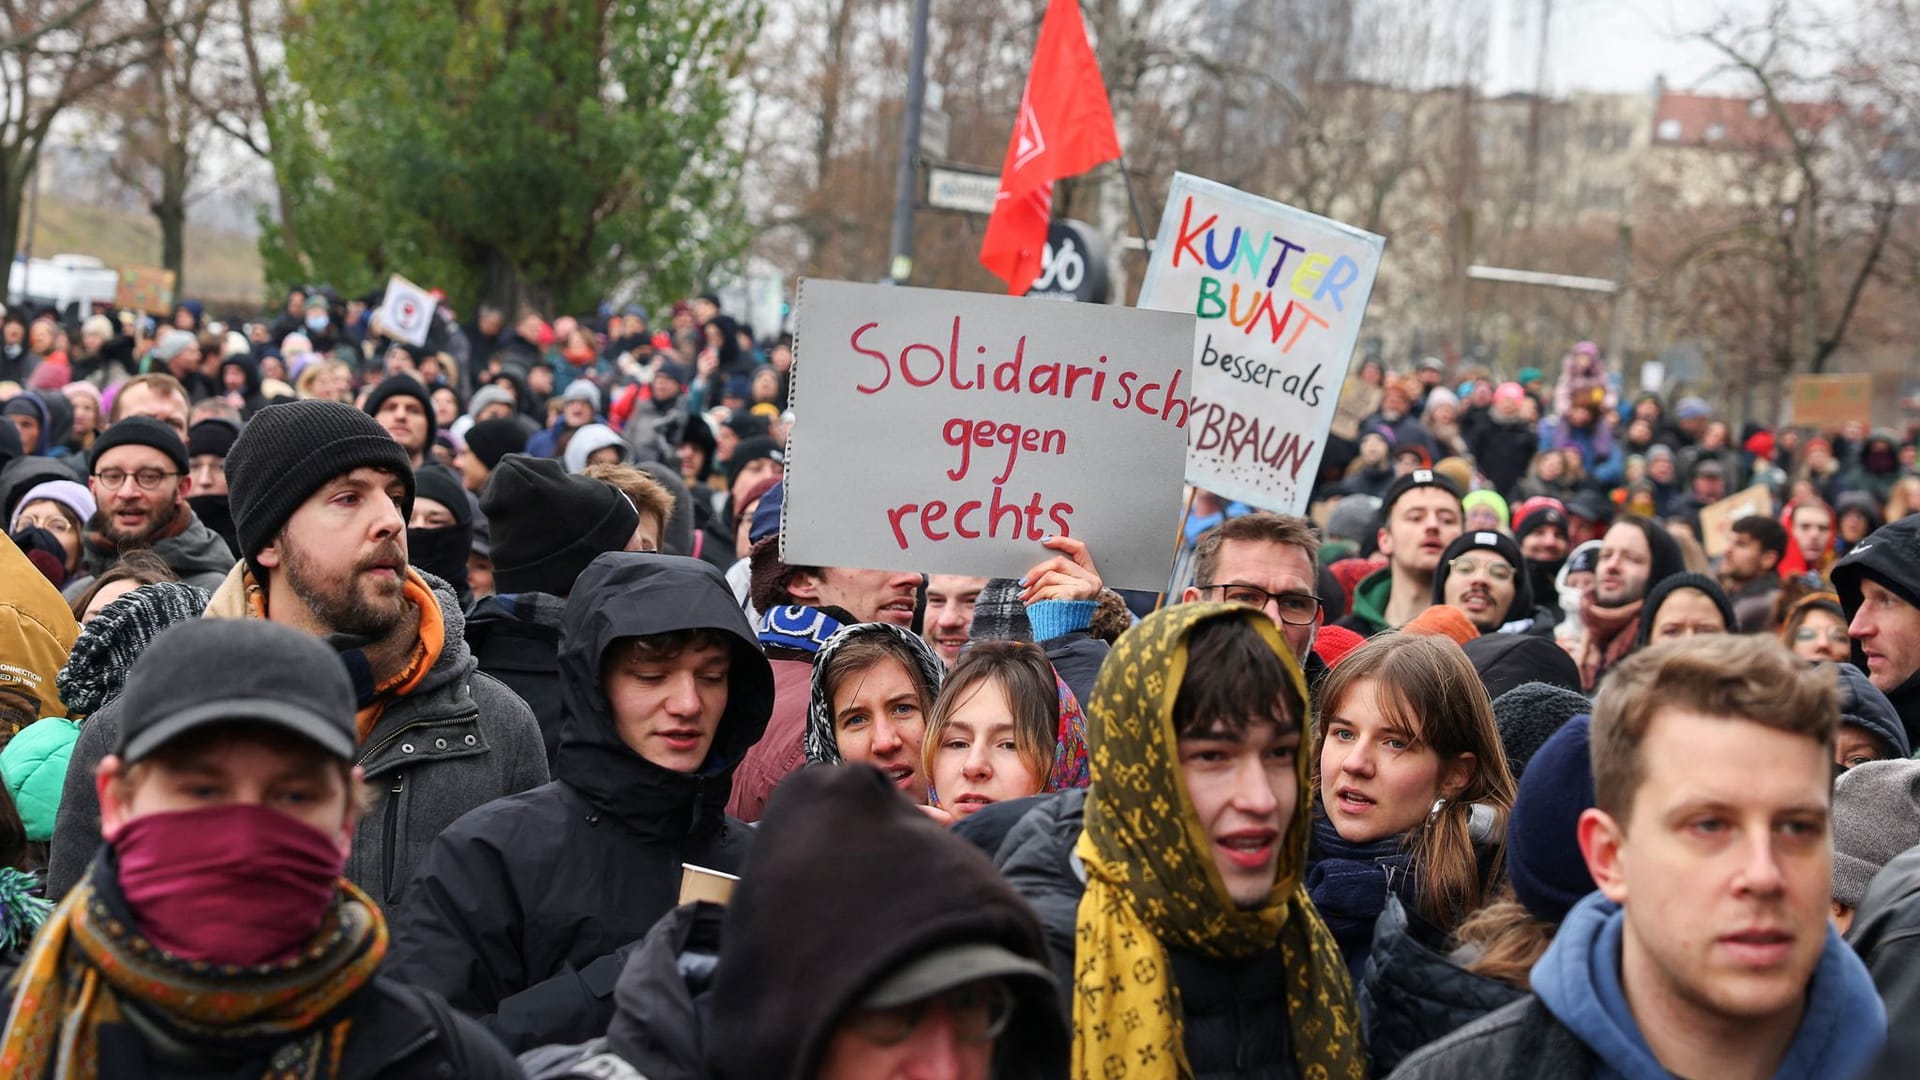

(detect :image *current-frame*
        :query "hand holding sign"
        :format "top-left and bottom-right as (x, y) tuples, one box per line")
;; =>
(1020, 536), (1103, 605)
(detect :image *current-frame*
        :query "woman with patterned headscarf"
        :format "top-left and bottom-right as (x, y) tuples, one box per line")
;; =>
(806, 622), (946, 807)
(993, 602), (1367, 1079)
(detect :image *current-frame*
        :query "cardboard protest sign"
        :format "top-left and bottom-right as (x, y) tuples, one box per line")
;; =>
(1791, 374), (1873, 430)
(1137, 173), (1385, 513)
(1330, 377), (1381, 442)
(377, 274), (435, 347)
(115, 265), (175, 314)
(1698, 483), (1774, 559)
(780, 278), (1194, 590)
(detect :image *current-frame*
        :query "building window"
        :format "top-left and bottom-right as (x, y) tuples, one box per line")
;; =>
(1657, 118), (1682, 141)
(1705, 123), (1725, 142)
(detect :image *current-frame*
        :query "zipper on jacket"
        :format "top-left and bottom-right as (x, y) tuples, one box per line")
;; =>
(356, 705), (479, 770)
(383, 773), (405, 903)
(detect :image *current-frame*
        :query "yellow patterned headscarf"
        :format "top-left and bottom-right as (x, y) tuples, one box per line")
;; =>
(1072, 602), (1366, 1080)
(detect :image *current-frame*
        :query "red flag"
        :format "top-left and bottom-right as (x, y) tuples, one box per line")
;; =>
(979, 0), (1122, 294)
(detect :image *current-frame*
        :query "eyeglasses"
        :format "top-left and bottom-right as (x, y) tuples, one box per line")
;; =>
(92, 468), (180, 491)
(1447, 556), (1516, 582)
(843, 979), (1014, 1047)
(1793, 627), (1850, 646)
(14, 514), (73, 535)
(1198, 584), (1323, 625)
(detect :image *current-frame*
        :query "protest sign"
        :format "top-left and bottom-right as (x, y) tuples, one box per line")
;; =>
(1137, 172), (1386, 513)
(1698, 483), (1774, 559)
(1330, 377), (1381, 442)
(377, 274), (435, 347)
(115, 265), (175, 314)
(780, 278), (1194, 590)
(1790, 374), (1873, 430)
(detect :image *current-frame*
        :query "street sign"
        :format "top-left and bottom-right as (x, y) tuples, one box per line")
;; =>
(919, 107), (950, 158)
(926, 165), (999, 215)
(1024, 219), (1109, 304)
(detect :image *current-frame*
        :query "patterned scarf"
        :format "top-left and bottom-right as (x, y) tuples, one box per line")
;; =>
(756, 604), (846, 655)
(1073, 602), (1366, 1080)
(1576, 593), (1644, 693)
(803, 622), (944, 766)
(0, 857), (387, 1079)
(1047, 674), (1090, 791)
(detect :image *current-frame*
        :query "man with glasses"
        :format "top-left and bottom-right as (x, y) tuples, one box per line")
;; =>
(1180, 511), (1325, 671)
(72, 416), (233, 594)
(1433, 529), (1538, 636)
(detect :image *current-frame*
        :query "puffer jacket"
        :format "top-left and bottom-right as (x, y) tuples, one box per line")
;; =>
(0, 538), (79, 731)
(0, 716), (78, 841)
(389, 554), (772, 1053)
(994, 789), (1301, 1080)
(45, 568), (549, 906)
(1357, 895), (1523, 1075)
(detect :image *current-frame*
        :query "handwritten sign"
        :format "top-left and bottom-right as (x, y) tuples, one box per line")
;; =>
(1698, 483), (1774, 559)
(1136, 173), (1385, 512)
(115, 265), (176, 314)
(1790, 374), (1873, 430)
(780, 278), (1195, 590)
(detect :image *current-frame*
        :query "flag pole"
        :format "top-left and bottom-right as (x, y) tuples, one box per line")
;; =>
(1153, 485), (1199, 612)
(1115, 153), (1154, 253)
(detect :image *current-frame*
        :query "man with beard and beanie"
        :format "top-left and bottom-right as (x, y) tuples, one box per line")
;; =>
(1515, 502), (1570, 620)
(407, 465), (475, 605)
(1833, 514), (1920, 748)
(363, 374), (437, 468)
(1575, 515), (1683, 693)
(73, 417), (232, 595)
(0, 618), (520, 1077)
(468, 454), (645, 766)
(390, 553), (773, 1053)
(993, 604), (1366, 1079)
(45, 400), (549, 907)
(1338, 468), (1465, 636)
(1395, 634), (1885, 1080)
(1432, 529), (1539, 636)
(184, 416), (240, 557)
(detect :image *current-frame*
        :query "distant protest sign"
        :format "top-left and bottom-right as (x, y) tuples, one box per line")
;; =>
(1791, 374), (1873, 430)
(781, 278), (1195, 590)
(1698, 484), (1774, 559)
(377, 274), (435, 347)
(1137, 173), (1386, 513)
(115, 265), (175, 314)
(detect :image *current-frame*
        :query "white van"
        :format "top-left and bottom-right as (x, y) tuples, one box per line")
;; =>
(7, 253), (120, 319)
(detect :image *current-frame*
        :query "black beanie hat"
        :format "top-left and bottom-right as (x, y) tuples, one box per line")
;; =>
(1491, 681), (1593, 779)
(1463, 632), (1583, 702)
(225, 400), (416, 561)
(1381, 467), (1464, 516)
(186, 417), (241, 460)
(413, 464), (473, 527)
(362, 374), (438, 448)
(1611, 515), (1685, 598)
(1431, 528), (1533, 623)
(1515, 505), (1568, 543)
(1635, 571), (1736, 646)
(480, 454), (639, 596)
(726, 435), (783, 490)
(91, 416), (189, 474)
(462, 417), (528, 470)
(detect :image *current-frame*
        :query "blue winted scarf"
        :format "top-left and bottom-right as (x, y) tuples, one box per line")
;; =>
(1305, 812), (1417, 977)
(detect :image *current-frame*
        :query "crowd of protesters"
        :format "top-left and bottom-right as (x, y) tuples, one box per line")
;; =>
(1, 285), (1919, 1079)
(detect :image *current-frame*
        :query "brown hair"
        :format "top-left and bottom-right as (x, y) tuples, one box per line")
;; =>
(1192, 512), (1320, 588)
(583, 462), (676, 540)
(1315, 632), (1516, 929)
(1088, 589), (1133, 644)
(1175, 615), (1303, 738)
(1590, 634), (1838, 824)
(821, 634), (937, 725)
(1453, 888), (1556, 990)
(922, 641), (1058, 789)
(68, 550), (180, 622)
(607, 627), (733, 669)
(108, 373), (189, 422)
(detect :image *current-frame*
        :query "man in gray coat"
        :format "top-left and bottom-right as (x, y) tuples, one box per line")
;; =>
(47, 400), (548, 908)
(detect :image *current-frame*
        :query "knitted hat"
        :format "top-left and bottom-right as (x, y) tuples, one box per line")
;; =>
(1382, 467), (1463, 516)
(362, 374), (437, 449)
(186, 417), (241, 460)
(9, 480), (95, 534)
(1505, 713), (1598, 924)
(1674, 396), (1712, 421)
(1431, 529), (1532, 621)
(413, 464), (473, 527)
(224, 400), (416, 561)
(1324, 495), (1381, 546)
(1461, 489), (1509, 527)
(560, 380), (601, 410)
(480, 454), (639, 597)
(55, 582), (211, 716)
(115, 619), (356, 763)
(1465, 634), (1583, 704)
(749, 479), (785, 546)
(1402, 605), (1478, 647)
(467, 385), (517, 419)
(1515, 505), (1569, 544)
(1565, 490), (1616, 527)
(463, 417), (528, 469)
(727, 435), (783, 490)
(1312, 623), (1367, 669)
(653, 359), (689, 387)
(151, 328), (196, 363)
(1833, 759), (1920, 907)
(1634, 571), (1735, 647)
(91, 416), (189, 474)
(1491, 681), (1592, 779)
(970, 578), (1033, 643)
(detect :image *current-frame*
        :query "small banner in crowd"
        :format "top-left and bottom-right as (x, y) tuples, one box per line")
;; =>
(377, 274), (435, 347)
(1137, 172), (1386, 514)
(1790, 373), (1873, 430)
(115, 265), (176, 314)
(1698, 483), (1775, 559)
(780, 278), (1195, 590)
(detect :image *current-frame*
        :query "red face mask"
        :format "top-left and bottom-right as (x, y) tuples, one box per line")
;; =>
(112, 803), (346, 966)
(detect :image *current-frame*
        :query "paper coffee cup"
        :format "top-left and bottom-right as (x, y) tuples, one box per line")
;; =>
(679, 862), (740, 905)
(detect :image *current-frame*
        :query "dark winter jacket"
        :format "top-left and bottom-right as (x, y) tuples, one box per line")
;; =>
(1468, 417), (1539, 500)
(1832, 514), (1920, 750)
(71, 510), (233, 594)
(993, 788), (1301, 1079)
(1836, 662), (1911, 759)
(388, 553), (772, 1053)
(1357, 895), (1523, 1075)
(1848, 843), (1920, 1079)
(46, 569), (550, 906)
(464, 591), (566, 768)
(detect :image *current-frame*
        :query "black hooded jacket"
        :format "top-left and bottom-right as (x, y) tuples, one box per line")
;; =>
(1833, 515), (1920, 749)
(389, 553), (773, 1053)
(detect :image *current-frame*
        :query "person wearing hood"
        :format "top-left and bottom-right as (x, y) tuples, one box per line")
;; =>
(527, 379), (603, 460)
(802, 620), (946, 813)
(185, 416), (241, 558)
(1469, 382), (1539, 499)
(1833, 514), (1920, 748)
(1634, 571), (1735, 648)
(3, 391), (57, 458)
(407, 464), (476, 606)
(390, 552), (773, 1053)
(1337, 468), (1465, 636)
(216, 350), (268, 418)
(1846, 784), (1920, 1077)
(562, 422), (628, 474)
(1834, 490), (1885, 560)
(1575, 516), (1683, 692)
(71, 417), (233, 596)
(1395, 634), (1884, 1080)
(46, 401), (549, 906)
(1433, 529), (1541, 636)
(992, 603), (1367, 1078)
(1841, 431), (1903, 506)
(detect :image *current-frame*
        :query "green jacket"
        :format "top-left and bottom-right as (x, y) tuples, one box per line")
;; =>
(1337, 566), (1395, 637)
(1, 717), (78, 842)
